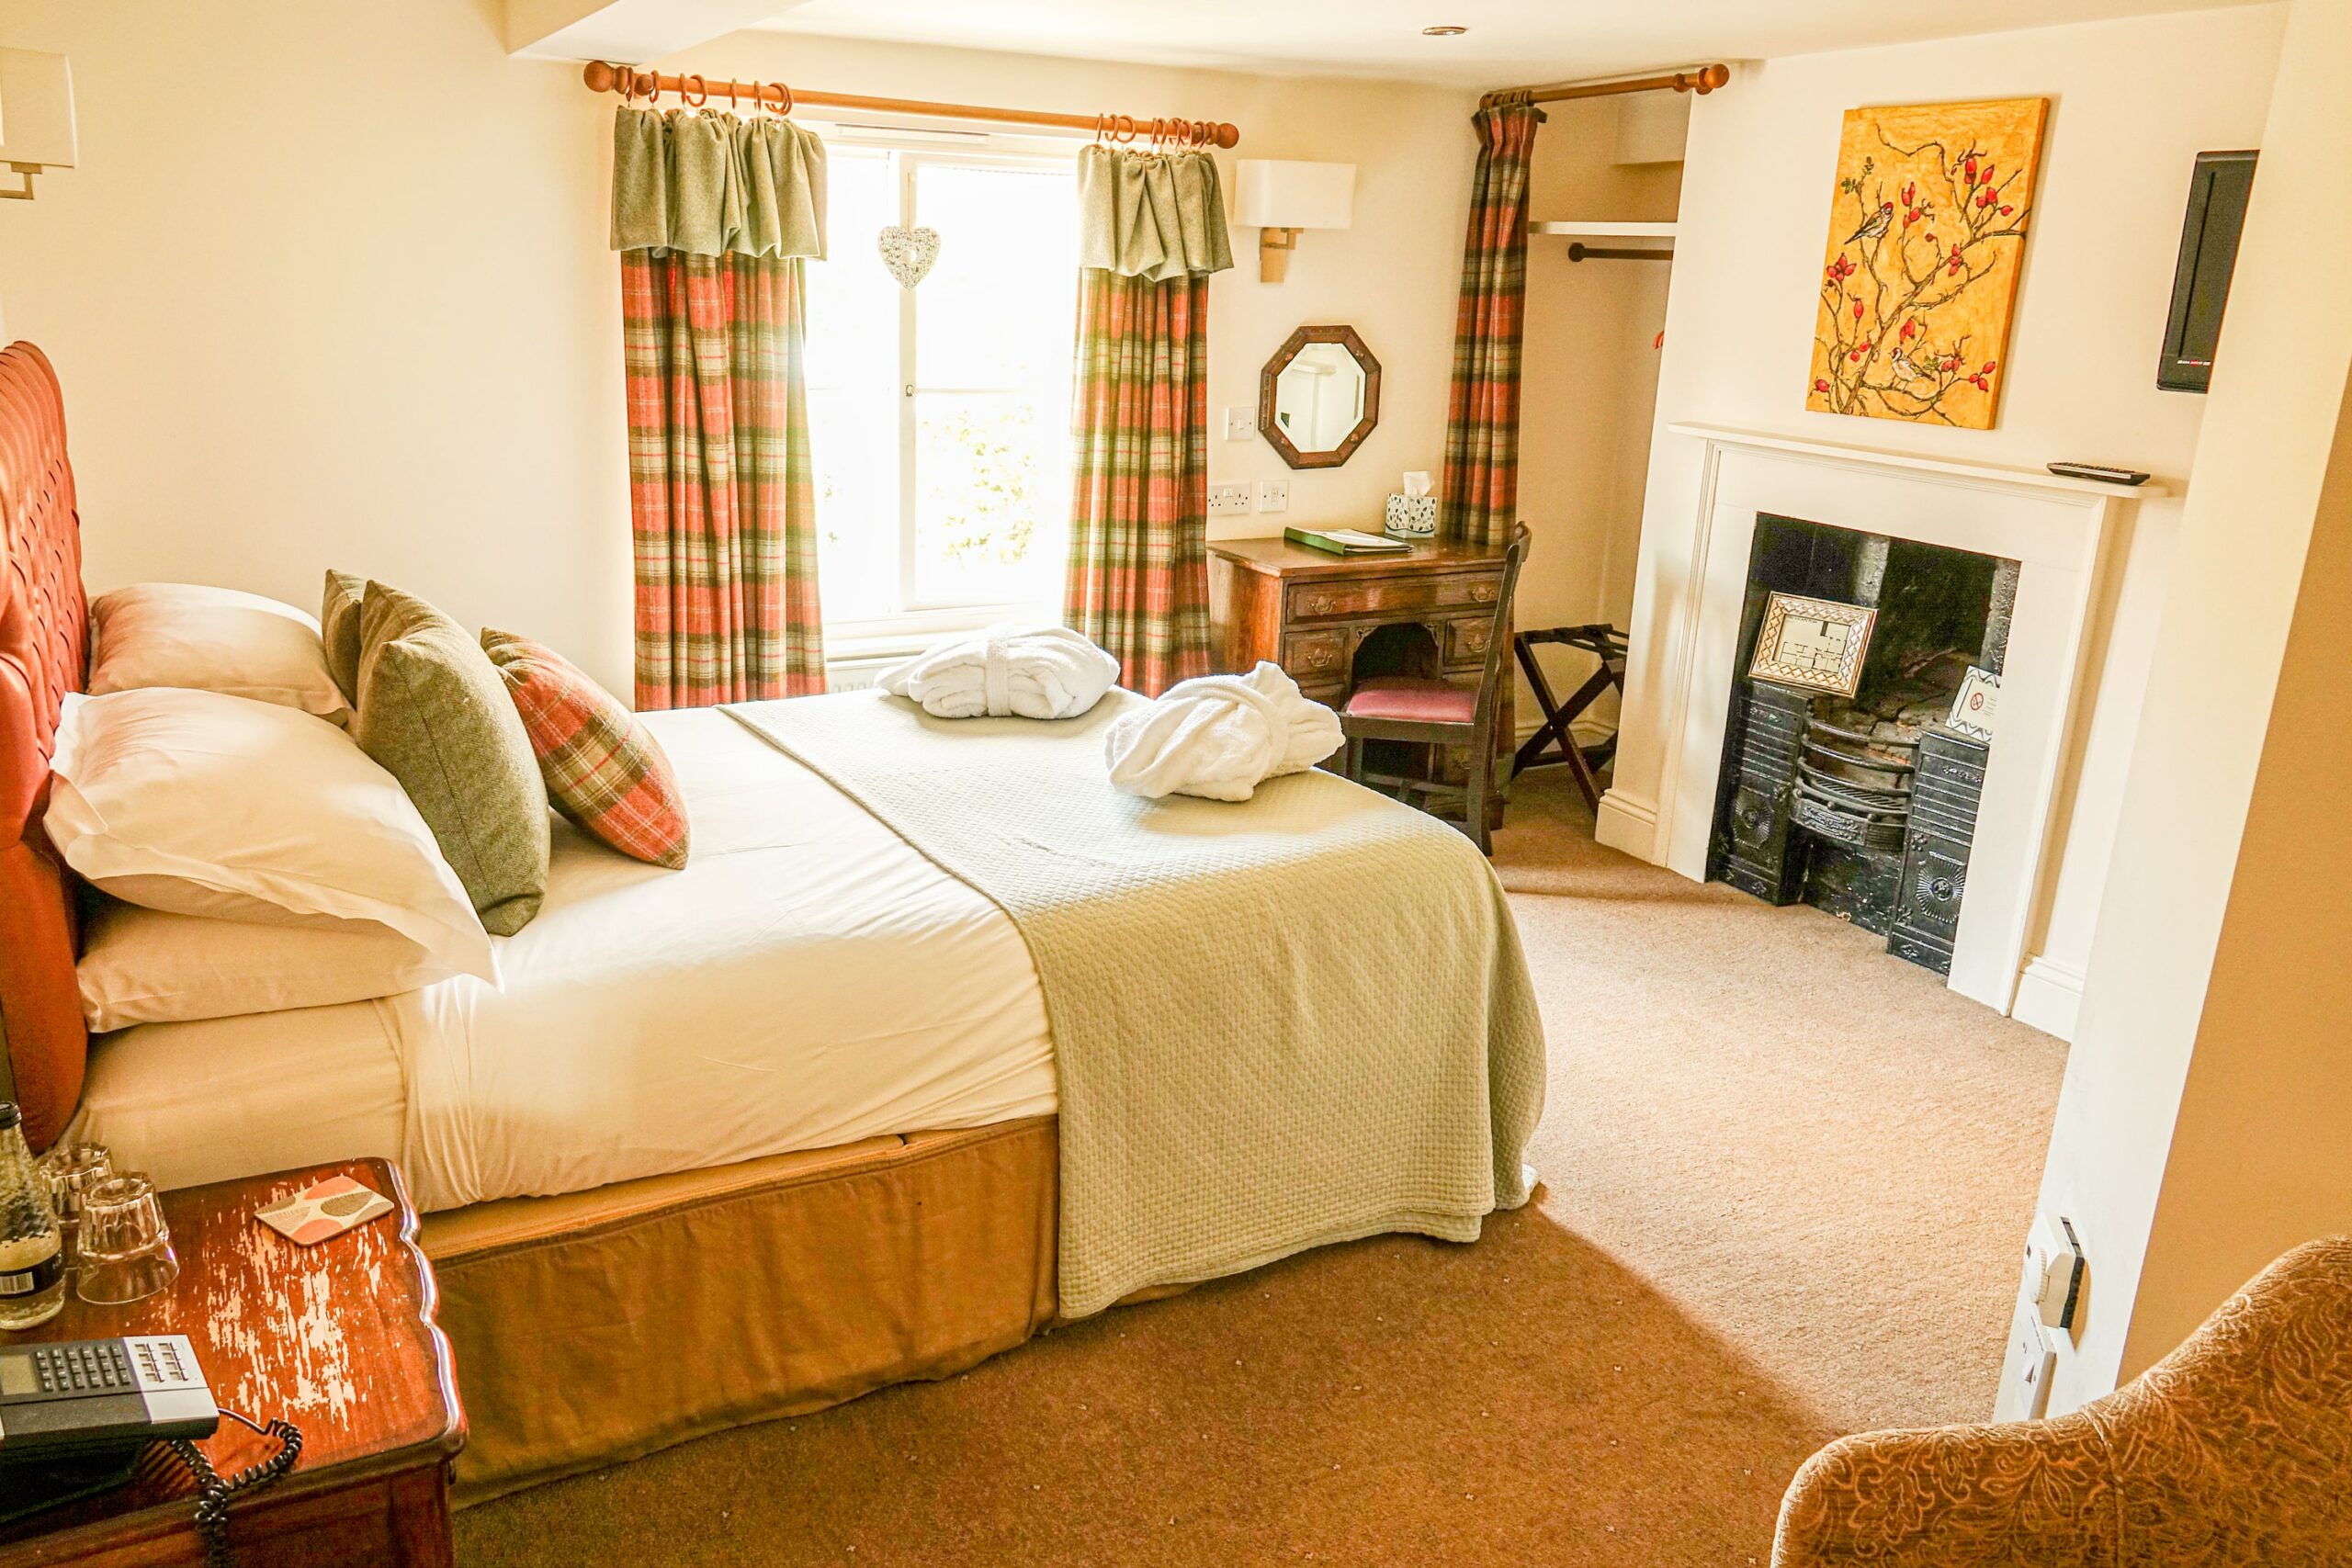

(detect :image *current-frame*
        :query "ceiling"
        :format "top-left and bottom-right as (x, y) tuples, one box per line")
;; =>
(750, 0), (2273, 87)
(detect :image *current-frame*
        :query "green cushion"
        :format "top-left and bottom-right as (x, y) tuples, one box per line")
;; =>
(353, 582), (549, 936)
(321, 570), (366, 708)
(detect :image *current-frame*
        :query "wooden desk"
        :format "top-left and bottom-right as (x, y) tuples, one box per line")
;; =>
(0, 1160), (464, 1568)
(1208, 535), (1513, 813)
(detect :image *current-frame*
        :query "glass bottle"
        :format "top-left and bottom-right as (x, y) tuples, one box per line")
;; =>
(0, 1102), (67, 1330)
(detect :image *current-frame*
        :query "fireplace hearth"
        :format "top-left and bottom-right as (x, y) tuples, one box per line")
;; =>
(1710, 513), (2015, 976)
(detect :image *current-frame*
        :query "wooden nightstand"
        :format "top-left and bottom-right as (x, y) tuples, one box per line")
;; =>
(0, 1159), (465, 1567)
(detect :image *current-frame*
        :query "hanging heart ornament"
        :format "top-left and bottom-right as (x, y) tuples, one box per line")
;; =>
(877, 225), (942, 289)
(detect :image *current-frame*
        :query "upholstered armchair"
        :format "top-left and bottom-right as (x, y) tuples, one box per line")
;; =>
(1774, 1237), (2352, 1566)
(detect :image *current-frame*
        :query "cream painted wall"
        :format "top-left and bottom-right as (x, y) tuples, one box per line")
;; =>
(0, 1), (1479, 695)
(2128, 375), (2352, 1372)
(2029, 0), (2352, 1410)
(1515, 96), (1681, 732)
(0, 0), (630, 682)
(1606, 5), (2287, 1023)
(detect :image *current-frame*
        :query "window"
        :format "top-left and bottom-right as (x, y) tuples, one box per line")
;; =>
(803, 141), (1079, 650)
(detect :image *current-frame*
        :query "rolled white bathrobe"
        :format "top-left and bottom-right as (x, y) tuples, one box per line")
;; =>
(878, 624), (1121, 720)
(1103, 661), (1343, 802)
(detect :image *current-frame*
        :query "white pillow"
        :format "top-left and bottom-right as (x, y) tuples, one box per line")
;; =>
(44, 688), (495, 981)
(78, 899), (455, 1032)
(90, 583), (349, 724)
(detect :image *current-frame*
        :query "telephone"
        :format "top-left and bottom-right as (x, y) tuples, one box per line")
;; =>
(0, 1336), (301, 1567)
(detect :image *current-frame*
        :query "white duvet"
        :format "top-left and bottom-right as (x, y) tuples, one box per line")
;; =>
(72, 708), (1057, 1211)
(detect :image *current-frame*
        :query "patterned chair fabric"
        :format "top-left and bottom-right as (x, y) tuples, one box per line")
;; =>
(1774, 1236), (2352, 1566)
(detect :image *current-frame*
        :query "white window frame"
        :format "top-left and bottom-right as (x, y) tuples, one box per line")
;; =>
(812, 130), (1079, 662)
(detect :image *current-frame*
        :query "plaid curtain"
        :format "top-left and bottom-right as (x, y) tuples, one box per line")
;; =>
(1441, 99), (1544, 547)
(1064, 267), (1213, 698)
(622, 249), (825, 709)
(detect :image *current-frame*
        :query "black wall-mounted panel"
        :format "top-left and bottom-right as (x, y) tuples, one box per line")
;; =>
(2159, 150), (2256, 394)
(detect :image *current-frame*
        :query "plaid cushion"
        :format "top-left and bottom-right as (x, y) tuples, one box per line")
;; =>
(480, 628), (690, 870)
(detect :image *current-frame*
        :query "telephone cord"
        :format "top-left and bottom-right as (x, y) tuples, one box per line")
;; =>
(165, 1408), (303, 1568)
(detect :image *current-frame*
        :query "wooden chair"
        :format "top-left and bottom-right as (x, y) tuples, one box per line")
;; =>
(1340, 523), (1530, 855)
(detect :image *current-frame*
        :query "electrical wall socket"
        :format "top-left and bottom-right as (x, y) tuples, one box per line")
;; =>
(1223, 407), (1256, 440)
(1207, 481), (1253, 517)
(1994, 1296), (2059, 1421)
(1257, 479), (1290, 513)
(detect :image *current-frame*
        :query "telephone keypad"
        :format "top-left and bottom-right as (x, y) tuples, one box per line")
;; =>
(28, 1341), (132, 1395)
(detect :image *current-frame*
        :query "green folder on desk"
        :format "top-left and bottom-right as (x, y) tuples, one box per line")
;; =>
(1285, 525), (1412, 557)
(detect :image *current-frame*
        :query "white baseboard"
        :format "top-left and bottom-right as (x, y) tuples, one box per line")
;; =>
(1593, 789), (1660, 861)
(2010, 957), (2085, 1042)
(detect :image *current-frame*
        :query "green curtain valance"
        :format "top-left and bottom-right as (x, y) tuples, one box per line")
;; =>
(611, 107), (828, 260)
(1076, 145), (1233, 282)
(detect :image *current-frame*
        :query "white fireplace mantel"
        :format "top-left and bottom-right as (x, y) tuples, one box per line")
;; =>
(1596, 422), (2165, 1023)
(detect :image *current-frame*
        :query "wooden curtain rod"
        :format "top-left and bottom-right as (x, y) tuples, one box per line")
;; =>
(582, 61), (1241, 149)
(1479, 63), (1730, 112)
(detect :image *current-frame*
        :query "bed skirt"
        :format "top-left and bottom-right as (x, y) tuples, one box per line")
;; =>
(422, 1117), (1061, 1504)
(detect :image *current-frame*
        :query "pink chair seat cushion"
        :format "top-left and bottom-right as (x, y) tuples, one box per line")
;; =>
(1344, 676), (1479, 725)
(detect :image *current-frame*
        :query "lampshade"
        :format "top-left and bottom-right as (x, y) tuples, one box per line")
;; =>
(1235, 161), (1354, 231)
(0, 50), (78, 170)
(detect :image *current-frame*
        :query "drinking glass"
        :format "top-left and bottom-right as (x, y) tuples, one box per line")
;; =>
(74, 1172), (178, 1306)
(37, 1141), (112, 1275)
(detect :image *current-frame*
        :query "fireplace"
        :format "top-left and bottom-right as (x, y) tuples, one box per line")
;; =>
(1594, 423), (2166, 1032)
(1709, 515), (2018, 975)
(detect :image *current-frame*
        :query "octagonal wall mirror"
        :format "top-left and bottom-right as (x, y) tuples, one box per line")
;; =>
(1260, 325), (1381, 469)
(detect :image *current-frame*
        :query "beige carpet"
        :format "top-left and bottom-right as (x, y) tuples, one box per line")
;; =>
(456, 771), (2065, 1567)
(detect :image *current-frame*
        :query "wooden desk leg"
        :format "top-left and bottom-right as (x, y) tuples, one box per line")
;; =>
(385, 1468), (457, 1568)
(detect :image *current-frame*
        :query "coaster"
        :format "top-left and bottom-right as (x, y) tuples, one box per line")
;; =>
(256, 1175), (393, 1246)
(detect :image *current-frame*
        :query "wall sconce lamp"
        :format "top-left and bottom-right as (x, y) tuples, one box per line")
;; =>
(0, 51), (79, 202)
(1236, 160), (1355, 284)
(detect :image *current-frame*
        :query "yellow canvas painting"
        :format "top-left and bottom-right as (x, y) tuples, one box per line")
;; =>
(1807, 97), (2048, 429)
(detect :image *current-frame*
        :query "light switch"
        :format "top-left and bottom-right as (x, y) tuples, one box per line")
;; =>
(1994, 1296), (2058, 1421)
(2021, 1215), (2086, 1337)
(1258, 479), (1290, 513)
(1223, 407), (1256, 441)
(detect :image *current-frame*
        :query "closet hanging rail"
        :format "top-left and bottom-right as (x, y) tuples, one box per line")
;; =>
(1567, 243), (1673, 264)
(582, 61), (1242, 148)
(1479, 63), (1729, 112)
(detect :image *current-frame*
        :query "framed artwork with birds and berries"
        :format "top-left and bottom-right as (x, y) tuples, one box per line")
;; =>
(1807, 97), (2048, 429)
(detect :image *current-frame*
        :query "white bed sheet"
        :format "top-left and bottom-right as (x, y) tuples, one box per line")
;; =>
(70, 708), (1057, 1210)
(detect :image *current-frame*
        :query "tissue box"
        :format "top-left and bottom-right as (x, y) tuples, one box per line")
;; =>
(1385, 493), (1438, 538)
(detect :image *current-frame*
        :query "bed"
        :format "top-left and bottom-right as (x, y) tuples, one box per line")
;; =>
(0, 342), (1545, 1501)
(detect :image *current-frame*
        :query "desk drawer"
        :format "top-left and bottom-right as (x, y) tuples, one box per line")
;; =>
(1444, 615), (1498, 665)
(1288, 571), (1498, 623)
(1283, 628), (1351, 682)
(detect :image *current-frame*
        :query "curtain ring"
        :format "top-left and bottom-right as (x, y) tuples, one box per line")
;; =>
(636, 68), (660, 107)
(1093, 112), (1108, 145)
(727, 78), (740, 109)
(681, 73), (707, 108)
(775, 79), (794, 116)
(1116, 114), (1136, 143)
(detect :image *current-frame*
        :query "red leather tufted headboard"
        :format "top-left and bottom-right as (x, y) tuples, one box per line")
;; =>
(0, 343), (89, 1150)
